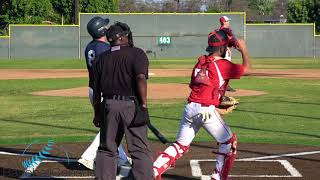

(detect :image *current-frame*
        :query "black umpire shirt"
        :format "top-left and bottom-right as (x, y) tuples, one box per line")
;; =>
(93, 45), (149, 102)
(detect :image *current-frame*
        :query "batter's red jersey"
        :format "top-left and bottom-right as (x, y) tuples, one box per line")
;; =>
(188, 55), (244, 106)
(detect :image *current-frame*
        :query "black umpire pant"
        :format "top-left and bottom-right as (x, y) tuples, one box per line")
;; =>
(95, 99), (153, 180)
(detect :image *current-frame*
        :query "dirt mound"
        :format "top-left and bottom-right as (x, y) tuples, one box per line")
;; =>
(31, 84), (267, 99)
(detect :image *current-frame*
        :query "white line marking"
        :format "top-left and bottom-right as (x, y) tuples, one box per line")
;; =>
(278, 160), (302, 177)
(239, 150), (320, 161)
(20, 176), (95, 179)
(0, 151), (33, 156)
(190, 160), (202, 177)
(190, 159), (302, 179)
(0, 151), (77, 162)
(148, 72), (155, 76)
(20, 176), (121, 180)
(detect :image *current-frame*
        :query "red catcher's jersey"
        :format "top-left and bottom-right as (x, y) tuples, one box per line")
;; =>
(188, 55), (244, 106)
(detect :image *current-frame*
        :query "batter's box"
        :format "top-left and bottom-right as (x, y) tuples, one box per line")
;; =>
(190, 159), (302, 179)
(20, 160), (130, 179)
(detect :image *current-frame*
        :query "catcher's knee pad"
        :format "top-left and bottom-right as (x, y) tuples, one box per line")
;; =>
(212, 133), (237, 180)
(153, 142), (189, 179)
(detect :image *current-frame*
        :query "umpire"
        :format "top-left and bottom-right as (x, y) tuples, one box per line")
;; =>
(92, 22), (153, 180)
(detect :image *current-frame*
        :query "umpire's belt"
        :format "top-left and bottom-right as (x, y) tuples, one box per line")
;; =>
(104, 95), (136, 101)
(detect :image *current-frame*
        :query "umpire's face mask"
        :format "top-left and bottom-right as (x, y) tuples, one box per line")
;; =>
(221, 46), (228, 58)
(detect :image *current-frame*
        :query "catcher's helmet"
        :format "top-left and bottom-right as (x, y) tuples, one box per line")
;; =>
(206, 30), (228, 53)
(87, 16), (110, 39)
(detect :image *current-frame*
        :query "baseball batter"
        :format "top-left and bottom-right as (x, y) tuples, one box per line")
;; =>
(153, 30), (251, 180)
(78, 16), (130, 170)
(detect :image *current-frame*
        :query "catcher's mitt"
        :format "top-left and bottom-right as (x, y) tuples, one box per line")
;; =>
(216, 96), (239, 115)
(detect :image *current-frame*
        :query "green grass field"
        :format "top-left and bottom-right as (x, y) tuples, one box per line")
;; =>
(0, 58), (319, 69)
(0, 58), (319, 147)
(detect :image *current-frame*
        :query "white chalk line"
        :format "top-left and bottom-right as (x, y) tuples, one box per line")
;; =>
(20, 176), (95, 179)
(190, 159), (302, 179)
(0, 151), (78, 162)
(0, 150), (130, 179)
(239, 150), (320, 161)
(278, 160), (302, 177)
(3, 150), (319, 178)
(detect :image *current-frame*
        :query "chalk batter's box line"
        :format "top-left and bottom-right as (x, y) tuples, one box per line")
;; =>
(190, 159), (302, 179)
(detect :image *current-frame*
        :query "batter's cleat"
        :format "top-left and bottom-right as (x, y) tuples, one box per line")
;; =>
(78, 158), (94, 170)
(211, 169), (221, 180)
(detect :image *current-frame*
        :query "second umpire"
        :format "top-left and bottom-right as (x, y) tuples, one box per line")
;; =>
(92, 22), (153, 180)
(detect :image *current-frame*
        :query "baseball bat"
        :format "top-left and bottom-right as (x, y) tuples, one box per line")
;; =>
(147, 122), (170, 144)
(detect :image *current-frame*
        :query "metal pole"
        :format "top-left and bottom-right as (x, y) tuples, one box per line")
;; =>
(8, 36), (10, 60)
(78, 26), (81, 59)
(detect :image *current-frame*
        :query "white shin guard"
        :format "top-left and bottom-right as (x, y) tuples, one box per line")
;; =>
(212, 134), (237, 180)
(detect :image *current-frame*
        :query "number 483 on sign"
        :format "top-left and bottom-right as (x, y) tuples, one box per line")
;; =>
(157, 36), (171, 45)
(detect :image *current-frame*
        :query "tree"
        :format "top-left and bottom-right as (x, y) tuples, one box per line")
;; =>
(247, 0), (275, 16)
(9, 0), (59, 24)
(0, 0), (10, 35)
(288, 0), (320, 33)
(50, 0), (74, 24)
(119, 0), (137, 12)
(287, 0), (309, 23)
(161, 0), (178, 12)
(80, 0), (119, 13)
(306, 0), (320, 33)
(181, 0), (202, 12)
(0, 0), (58, 35)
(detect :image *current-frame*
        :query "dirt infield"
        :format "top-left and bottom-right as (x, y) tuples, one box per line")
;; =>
(31, 85), (267, 99)
(1, 69), (320, 80)
(0, 142), (319, 180)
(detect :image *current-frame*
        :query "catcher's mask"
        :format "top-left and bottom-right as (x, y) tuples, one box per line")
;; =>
(205, 30), (228, 54)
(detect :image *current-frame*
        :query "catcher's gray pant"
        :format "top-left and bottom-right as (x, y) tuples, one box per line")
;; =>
(95, 99), (153, 180)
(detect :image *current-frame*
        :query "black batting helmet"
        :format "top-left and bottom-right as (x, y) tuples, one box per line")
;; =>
(87, 16), (110, 39)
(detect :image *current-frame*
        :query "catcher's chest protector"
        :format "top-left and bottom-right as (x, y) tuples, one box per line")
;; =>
(189, 55), (223, 106)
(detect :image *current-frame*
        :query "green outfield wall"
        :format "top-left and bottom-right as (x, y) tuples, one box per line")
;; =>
(1, 13), (318, 59)
(246, 24), (314, 57)
(80, 13), (245, 59)
(0, 38), (9, 59)
(316, 36), (320, 58)
(9, 25), (79, 59)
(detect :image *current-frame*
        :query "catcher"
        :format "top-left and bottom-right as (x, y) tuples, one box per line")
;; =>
(153, 30), (251, 180)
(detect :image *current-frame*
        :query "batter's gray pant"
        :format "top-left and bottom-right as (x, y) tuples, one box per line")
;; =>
(95, 99), (153, 180)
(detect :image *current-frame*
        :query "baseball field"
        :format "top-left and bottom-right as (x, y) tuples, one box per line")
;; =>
(0, 58), (320, 179)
